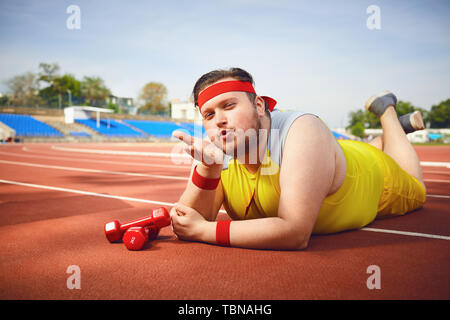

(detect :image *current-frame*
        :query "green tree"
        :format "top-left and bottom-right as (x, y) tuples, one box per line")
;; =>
(347, 109), (380, 129)
(38, 62), (60, 85)
(39, 74), (82, 108)
(395, 101), (415, 116)
(350, 121), (365, 138)
(365, 111), (380, 128)
(6, 72), (43, 107)
(0, 94), (9, 105)
(138, 82), (169, 115)
(107, 102), (119, 114)
(81, 76), (111, 107)
(38, 62), (64, 108)
(427, 99), (450, 128)
(347, 109), (365, 128)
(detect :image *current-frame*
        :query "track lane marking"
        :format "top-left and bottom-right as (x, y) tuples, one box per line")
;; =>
(420, 161), (450, 168)
(361, 228), (450, 240)
(0, 179), (174, 207)
(0, 160), (189, 181)
(0, 179), (448, 241)
(0, 150), (192, 169)
(426, 194), (450, 199)
(51, 145), (191, 158)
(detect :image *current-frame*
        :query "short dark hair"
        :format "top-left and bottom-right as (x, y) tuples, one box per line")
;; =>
(192, 67), (269, 114)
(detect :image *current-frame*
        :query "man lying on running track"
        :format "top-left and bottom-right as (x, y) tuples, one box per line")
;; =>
(170, 67), (426, 250)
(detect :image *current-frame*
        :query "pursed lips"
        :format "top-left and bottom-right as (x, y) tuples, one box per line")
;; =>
(219, 129), (234, 141)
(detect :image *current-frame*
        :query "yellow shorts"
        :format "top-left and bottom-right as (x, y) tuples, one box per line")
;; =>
(372, 143), (427, 217)
(313, 140), (426, 234)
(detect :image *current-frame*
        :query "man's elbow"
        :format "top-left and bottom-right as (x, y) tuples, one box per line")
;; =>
(297, 239), (309, 250)
(285, 233), (310, 250)
(279, 222), (311, 250)
(291, 238), (309, 250)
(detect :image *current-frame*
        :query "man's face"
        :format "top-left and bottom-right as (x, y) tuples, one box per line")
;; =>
(199, 79), (265, 158)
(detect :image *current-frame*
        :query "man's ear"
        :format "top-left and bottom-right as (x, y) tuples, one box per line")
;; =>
(255, 96), (266, 117)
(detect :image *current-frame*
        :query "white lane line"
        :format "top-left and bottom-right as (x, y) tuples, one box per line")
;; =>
(0, 179), (448, 241)
(0, 179), (227, 213)
(361, 227), (450, 241)
(0, 179), (174, 207)
(0, 149), (192, 170)
(420, 161), (450, 168)
(0, 159), (189, 181)
(427, 194), (450, 199)
(51, 145), (191, 158)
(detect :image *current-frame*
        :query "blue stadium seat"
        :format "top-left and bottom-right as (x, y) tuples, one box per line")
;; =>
(178, 122), (205, 138)
(123, 120), (205, 138)
(76, 119), (144, 137)
(0, 113), (64, 137)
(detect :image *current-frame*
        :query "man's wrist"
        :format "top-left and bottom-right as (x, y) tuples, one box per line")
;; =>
(196, 162), (222, 179)
(197, 220), (216, 243)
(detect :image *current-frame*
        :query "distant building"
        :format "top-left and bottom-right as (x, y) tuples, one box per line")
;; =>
(171, 97), (202, 121)
(108, 95), (136, 114)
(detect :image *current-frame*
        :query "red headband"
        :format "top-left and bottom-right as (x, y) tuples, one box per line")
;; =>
(197, 80), (277, 112)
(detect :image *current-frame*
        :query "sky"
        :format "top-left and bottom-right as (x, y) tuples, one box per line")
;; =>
(0, 0), (449, 128)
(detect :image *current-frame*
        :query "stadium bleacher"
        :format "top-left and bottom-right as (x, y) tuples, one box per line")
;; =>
(123, 120), (205, 138)
(0, 113), (63, 137)
(177, 122), (206, 138)
(76, 119), (144, 137)
(122, 120), (180, 138)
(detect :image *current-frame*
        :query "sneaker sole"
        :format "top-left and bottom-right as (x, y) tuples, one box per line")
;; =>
(364, 90), (394, 112)
(410, 111), (425, 131)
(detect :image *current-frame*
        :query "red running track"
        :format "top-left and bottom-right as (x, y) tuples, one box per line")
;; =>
(0, 142), (449, 300)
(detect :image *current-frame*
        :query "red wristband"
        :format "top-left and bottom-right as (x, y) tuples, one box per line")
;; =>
(192, 165), (220, 190)
(216, 220), (231, 246)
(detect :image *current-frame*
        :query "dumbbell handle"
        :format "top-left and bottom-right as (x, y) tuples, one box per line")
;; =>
(120, 215), (155, 231)
(121, 208), (170, 230)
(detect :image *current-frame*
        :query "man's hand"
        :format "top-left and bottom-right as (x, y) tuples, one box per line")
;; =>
(170, 203), (209, 242)
(172, 130), (224, 167)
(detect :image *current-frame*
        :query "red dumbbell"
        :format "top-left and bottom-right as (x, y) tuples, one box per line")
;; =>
(104, 207), (170, 243)
(123, 225), (160, 251)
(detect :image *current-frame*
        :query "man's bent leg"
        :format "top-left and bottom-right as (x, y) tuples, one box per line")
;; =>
(368, 135), (383, 150)
(379, 106), (425, 189)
